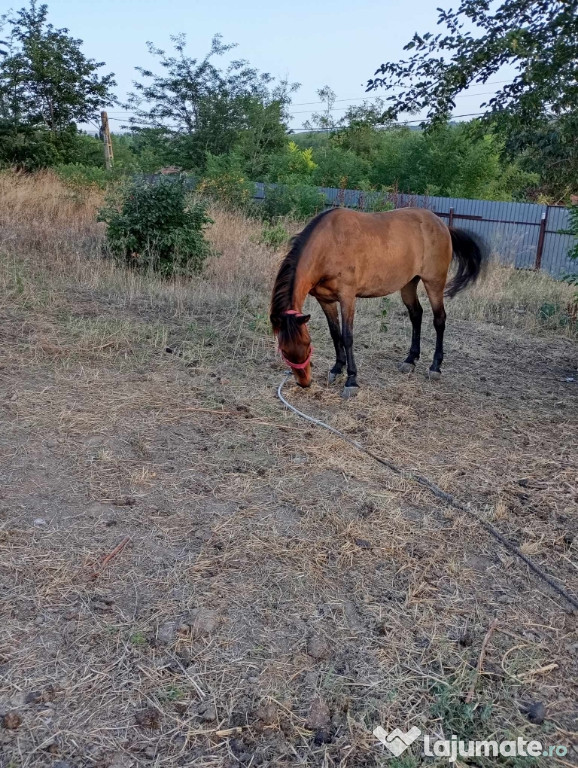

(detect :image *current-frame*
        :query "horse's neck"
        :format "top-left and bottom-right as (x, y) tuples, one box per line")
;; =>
(292, 252), (318, 309)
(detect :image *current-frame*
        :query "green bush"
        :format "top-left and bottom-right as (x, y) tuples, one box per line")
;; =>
(98, 178), (213, 276)
(358, 191), (394, 213)
(258, 222), (289, 249)
(261, 183), (326, 221)
(54, 163), (114, 189)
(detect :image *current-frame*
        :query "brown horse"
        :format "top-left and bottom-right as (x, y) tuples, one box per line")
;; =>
(270, 207), (485, 396)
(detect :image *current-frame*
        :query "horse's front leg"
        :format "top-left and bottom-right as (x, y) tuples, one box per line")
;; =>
(340, 297), (359, 398)
(319, 300), (346, 384)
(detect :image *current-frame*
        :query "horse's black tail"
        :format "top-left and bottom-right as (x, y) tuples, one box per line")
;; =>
(445, 228), (487, 298)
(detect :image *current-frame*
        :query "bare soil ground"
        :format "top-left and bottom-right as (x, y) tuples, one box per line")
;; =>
(1, 174), (577, 767)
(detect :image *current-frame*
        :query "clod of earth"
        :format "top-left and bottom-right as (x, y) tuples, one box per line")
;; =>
(156, 620), (178, 645)
(185, 608), (220, 638)
(135, 706), (162, 730)
(307, 634), (331, 660)
(1, 711), (22, 730)
(255, 702), (277, 725)
(306, 697), (331, 730)
(198, 702), (217, 722)
(313, 728), (332, 745)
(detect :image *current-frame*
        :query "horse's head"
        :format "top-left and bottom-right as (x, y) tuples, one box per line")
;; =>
(272, 310), (312, 387)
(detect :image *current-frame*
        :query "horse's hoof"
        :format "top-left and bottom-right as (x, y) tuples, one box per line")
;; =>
(328, 370), (343, 385)
(341, 385), (360, 399)
(427, 369), (442, 381)
(397, 362), (415, 374)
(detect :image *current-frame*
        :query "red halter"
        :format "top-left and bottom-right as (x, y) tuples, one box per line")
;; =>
(278, 310), (313, 370)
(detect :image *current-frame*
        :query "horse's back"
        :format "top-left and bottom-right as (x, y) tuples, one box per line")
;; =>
(308, 207), (452, 298)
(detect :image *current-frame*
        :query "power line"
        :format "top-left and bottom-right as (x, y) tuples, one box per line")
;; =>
(288, 111), (488, 133)
(289, 78), (512, 107)
(104, 78), (512, 118)
(107, 108), (491, 134)
(290, 93), (497, 117)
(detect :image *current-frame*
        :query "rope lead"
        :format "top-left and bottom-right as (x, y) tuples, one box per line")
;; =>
(277, 374), (578, 613)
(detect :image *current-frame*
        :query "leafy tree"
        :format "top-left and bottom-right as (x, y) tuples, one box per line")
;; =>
(0, 1), (115, 169)
(312, 146), (371, 190)
(126, 34), (296, 173)
(0, 1), (115, 133)
(366, 0), (578, 199)
(332, 98), (390, 160)
(302, 85), (338, 132)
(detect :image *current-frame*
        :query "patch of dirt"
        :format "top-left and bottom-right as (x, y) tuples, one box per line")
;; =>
(0, 278), (577, 767)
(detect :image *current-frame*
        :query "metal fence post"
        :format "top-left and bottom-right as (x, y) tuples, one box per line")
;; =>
(534, 208), (548, 270)
(448, 207), (455, 228)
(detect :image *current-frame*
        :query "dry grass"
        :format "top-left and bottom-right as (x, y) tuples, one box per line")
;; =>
(0, 171), (577, 768)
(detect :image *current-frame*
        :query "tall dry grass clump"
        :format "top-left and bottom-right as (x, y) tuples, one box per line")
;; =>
(450, 259), (577, 335)
(204, 205), (281, 293)
(0, 169), (105, 263)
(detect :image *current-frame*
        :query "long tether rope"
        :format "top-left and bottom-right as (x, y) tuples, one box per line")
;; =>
(277, 374), (578, 613)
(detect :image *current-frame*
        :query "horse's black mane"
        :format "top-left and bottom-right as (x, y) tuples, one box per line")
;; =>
(270, 208), (334, 340)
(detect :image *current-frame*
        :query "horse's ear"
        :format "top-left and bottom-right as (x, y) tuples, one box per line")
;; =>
(296, 314), (311, 325)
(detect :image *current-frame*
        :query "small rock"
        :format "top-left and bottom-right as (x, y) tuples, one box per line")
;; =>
(109, 752), (134, 768)
(33, 518), (47, 528)
(143, 746), (156, 759)
(86, 502), (110, 516)
(255, 702), (277, 725)
(307, 635), (331, 661)
(34, 615), (45, 626)
(44, 737), (60, 753)
(2, 711), (22, 729)
(135, 707), (162, 730)
(156, 621), (178, 646)
(306, 697), (330, 730)
(187, 608), (220, 638)
(198, 702), (217, 722)
(25, 690), (43, 705)
(522, 701), (546, 725)
(53, 762), (74, 768)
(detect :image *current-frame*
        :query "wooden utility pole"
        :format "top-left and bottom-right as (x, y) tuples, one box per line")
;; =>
(100, 110), (113, 170)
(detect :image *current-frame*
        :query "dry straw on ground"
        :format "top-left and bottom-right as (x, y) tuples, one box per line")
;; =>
(0, 171), (576, 767)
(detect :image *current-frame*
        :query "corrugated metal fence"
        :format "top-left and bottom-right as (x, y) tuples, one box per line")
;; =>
(253, 182), (578, 278)
(150, 174), (578, 278)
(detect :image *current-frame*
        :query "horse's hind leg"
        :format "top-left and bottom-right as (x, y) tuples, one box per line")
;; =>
(422, 279), (447, 380)
(319, 300), (346, 384)
(339, 297), (359, 397)
(398, 276), (423, 373)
